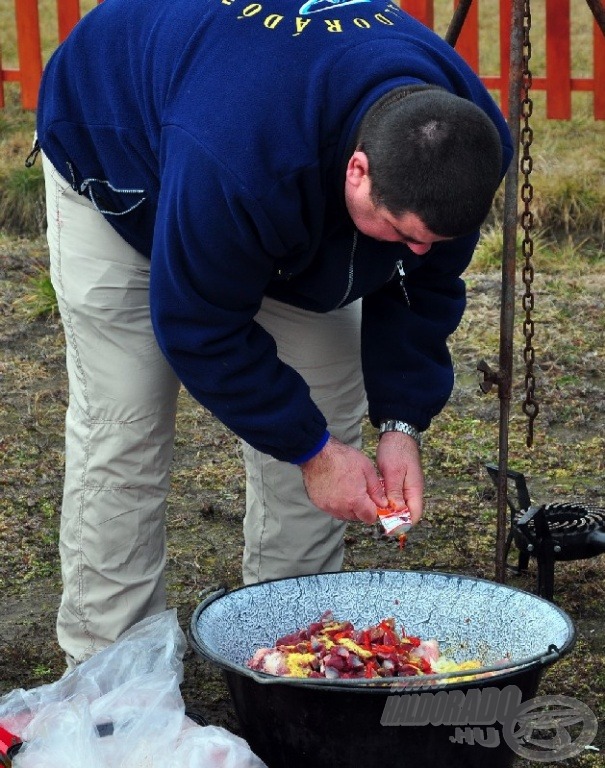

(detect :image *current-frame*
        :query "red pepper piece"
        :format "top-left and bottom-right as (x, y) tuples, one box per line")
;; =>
(372, 644), (397, 656)
(364, 660), (379, 678)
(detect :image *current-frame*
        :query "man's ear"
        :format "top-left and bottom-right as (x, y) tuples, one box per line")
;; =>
(345, 150), (370, 188)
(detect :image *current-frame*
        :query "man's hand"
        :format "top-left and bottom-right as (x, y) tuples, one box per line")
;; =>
(300, 436), (388, 523)
(376, 431), (424, 524)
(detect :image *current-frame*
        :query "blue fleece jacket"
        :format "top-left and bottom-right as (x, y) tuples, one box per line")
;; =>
(37, 0), (513, 463)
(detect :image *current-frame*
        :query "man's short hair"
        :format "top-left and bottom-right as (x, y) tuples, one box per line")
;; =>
(356, 86), (504, 237)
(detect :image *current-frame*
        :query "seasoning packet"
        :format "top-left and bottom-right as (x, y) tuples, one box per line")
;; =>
(376, 502), (412, 537)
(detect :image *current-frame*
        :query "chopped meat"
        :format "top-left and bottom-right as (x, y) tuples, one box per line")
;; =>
(246, 612), (483, 680)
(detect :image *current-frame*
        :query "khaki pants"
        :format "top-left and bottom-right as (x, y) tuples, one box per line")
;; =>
(43, 156), (367, 665)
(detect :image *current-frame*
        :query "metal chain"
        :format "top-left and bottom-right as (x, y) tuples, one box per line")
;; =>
(520, 0), (539, 447)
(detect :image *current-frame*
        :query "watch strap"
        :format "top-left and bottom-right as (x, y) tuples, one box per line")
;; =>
(379, 420), (422, 447)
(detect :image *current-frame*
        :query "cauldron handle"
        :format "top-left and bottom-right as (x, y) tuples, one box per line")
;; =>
(541, 643), (562, 664)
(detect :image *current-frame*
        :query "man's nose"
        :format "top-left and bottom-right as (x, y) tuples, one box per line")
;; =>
(407, 242), (432, 255)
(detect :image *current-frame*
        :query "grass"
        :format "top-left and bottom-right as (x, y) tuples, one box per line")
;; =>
(12, 256), (58, 317)
(0, 159), (45, 236)
(2, 229), (604, 766)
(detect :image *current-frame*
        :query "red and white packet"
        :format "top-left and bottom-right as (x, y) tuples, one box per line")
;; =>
(377, 503), (412, 537)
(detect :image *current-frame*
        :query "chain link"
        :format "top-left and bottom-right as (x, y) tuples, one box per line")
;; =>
(520, 0), (539, 447)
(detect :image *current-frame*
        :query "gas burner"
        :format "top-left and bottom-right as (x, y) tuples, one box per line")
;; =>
(486, 464), (605, 601)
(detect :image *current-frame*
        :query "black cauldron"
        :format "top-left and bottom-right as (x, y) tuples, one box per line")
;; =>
(189, 570), (575, 768)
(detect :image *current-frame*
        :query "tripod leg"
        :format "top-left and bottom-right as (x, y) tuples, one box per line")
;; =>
(537, 555), (555, 601)
(518, 550), (530, 572)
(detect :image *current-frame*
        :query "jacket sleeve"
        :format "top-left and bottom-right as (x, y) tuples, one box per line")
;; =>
(149, 126), (328, 463)
(361, 231), (479, 431)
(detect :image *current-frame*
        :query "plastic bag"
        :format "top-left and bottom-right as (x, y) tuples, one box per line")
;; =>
(168, 725), (270, 768)
(0, 610), (267, 768)
(0, 610), (186, 734)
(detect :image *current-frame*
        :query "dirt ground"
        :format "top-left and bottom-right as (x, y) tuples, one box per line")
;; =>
(1, 233), (604, 766)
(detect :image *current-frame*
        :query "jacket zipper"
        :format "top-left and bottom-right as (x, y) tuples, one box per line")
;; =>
(336, 238), (411, 310)
(395, 260), (411, 307)
(336, 229), (358, 309)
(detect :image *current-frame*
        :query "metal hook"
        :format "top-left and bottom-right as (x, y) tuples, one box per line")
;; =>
(477, 359), (501, 394)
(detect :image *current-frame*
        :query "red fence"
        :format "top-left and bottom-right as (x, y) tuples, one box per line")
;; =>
(2, 0), (604, 117)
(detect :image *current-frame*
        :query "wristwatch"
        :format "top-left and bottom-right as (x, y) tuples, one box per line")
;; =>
(379, 420), (422, 448)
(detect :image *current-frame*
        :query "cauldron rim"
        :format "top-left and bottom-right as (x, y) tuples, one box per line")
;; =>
(189, 569), (576, 692)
